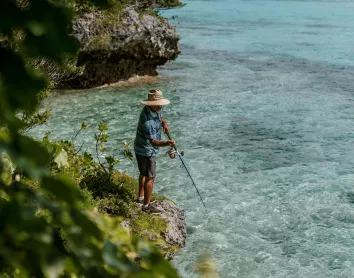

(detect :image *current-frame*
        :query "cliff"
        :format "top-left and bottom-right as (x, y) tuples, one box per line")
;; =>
(57, 8), (180, 89)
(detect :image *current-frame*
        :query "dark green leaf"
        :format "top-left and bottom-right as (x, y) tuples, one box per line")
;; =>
(21, 0), (78, 60)
(0, 46), (46, 112)
(41, 176), (83, 206)
(70, 210), (102, 240)
(103, 240), (134, 272)
(17, 135), (50, 167)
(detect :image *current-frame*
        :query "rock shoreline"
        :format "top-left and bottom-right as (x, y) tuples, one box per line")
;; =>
(119, 200), (187, 260)
(158, 200), (187, 259)
(57, 8), (180, 89)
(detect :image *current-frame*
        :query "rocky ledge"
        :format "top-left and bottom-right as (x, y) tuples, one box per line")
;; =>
(120, 199), (187, 260)
(57, 8), (180, 89)
(156, 200), (187, 259)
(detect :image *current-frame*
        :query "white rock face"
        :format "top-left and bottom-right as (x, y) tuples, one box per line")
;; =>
(58, 8), (180, 89)
(157, 200), (187, 249)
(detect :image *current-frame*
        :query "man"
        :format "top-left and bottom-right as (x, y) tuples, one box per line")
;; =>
(134, 89), (175, 214)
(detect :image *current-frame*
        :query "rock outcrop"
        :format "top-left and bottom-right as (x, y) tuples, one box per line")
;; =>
(158, 200), (187, 243)
(119, 200), (187, 260)
(57, 8), (180, 89)
(154, 200), (187, 260)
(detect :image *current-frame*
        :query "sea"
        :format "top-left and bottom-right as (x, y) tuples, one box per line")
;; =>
(31, 0), (354, 277)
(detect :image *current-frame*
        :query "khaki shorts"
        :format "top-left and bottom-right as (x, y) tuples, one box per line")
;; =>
(136, 155), (156, 177)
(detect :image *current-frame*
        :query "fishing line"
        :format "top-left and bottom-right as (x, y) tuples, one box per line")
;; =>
(166, 132), (208, 211)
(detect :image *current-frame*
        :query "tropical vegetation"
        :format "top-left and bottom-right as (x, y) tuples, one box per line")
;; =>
(0, 0), (182, 277)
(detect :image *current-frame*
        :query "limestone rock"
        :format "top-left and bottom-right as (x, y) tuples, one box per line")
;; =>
(58, 8), (180, 89)
(156, 200), (187, 249)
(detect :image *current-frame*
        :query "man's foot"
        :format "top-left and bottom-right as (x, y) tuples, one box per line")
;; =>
(135, 198), (144, 206)
(142, 204), (163, 214)
(135, 197), (156, 206)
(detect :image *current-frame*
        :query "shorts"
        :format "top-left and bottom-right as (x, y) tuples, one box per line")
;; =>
(136, 155), (156, 177)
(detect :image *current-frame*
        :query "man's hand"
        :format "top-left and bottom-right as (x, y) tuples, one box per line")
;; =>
(166, 140), (175, 147)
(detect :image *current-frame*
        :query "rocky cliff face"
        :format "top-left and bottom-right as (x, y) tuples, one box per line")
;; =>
(120, 200), (187, 260)
(156, 200), (187, 260)
(57, 8), (180, 89)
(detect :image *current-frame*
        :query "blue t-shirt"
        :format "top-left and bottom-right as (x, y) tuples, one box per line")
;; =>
(134, 106), (162, 157)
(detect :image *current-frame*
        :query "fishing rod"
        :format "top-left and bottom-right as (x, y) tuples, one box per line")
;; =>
(166, 132), (207, 211)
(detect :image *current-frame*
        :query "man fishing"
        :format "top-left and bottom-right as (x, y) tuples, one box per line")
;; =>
(134, 89), (175, 214)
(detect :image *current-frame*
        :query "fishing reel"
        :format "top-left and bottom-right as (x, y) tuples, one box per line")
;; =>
(167, 148), (184, 159)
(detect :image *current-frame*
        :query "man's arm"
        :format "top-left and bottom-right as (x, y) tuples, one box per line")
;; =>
(150, 139), (175, 147)
(161, 117), (170, 134)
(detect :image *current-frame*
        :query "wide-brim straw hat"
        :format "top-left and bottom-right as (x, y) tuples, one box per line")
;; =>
(141, 89), (170, 106)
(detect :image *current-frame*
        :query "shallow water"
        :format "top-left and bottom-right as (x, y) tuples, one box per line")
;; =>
(31, 0), (354, 277)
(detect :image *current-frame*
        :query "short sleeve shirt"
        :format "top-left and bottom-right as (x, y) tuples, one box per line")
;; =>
(134, 106), (162, 157)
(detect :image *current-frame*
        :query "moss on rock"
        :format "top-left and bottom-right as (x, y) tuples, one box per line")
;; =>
(79, 171), (186, 259)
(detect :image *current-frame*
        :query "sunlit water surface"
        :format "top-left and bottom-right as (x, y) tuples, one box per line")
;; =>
(31, 0), (354, 277)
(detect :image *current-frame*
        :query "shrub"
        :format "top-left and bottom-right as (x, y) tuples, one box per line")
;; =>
(0, 0), (179, 276)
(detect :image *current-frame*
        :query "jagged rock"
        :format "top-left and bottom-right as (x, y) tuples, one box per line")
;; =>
(58, 8), (180, 89)
(156, 200), (187, 249)
(118, 200), (186, 260)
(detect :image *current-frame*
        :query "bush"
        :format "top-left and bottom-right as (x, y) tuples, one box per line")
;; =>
(0, 0), (179, 276)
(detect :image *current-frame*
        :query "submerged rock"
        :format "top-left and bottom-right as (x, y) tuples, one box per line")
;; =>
(58, 8), (180, 89)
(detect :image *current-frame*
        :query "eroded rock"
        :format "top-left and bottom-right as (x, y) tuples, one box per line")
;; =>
(156, 200), (187, 249)
(58, 8), (180, 89)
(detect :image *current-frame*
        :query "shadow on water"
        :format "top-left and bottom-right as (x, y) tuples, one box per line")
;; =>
(172, 46), (354, 95)
(229, 119), (310, 173)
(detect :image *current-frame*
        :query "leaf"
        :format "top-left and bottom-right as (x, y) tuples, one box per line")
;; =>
(0, 152), (15, 184)
(103, 240), (134, 272)
(21, 0), (78, 60)
(53, 149), (69, 169)
(35, 193), (62, 215)
(195, 250), (220, 278)
(27, 21), (47, 36)
(16, 135), (50, 167)
(98, 123), (108, 132)
(41, 176), (83, 206)
(69, 210), (102, 240)
(0, 46), (47, 112)
(81, 122), (87, 130)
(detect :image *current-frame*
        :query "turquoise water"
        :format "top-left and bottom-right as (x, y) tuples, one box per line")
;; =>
(31, 0), (354, 277)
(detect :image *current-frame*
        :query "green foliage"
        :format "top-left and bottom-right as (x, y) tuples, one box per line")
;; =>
(0, 0), (179, 277)
(195, 250), (220, 278)
(82, 172), (135, 200)
(155, 0), (185, 8)
(80, 171), (179, 257)
(44, 126), (181, 258)
(87, 32), (111, 50)
(0, 152), (15, 185)
(28, 55), (85, 87)
(94, 122), (124, 177)
(42, 122), (132, 182)
(20, 109), (52, 133)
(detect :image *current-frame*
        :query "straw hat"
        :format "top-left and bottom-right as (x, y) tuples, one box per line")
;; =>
(141, 89), (170, 106)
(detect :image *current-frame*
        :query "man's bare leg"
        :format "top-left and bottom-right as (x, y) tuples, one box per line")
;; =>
(138, 175), (145, 198)
(144, 177), (155, 205)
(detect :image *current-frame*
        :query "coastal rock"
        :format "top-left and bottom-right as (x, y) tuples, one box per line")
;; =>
(157, 200), (187, 249)
(58, 8), (180, 89)
(149, 200), (186, 260)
